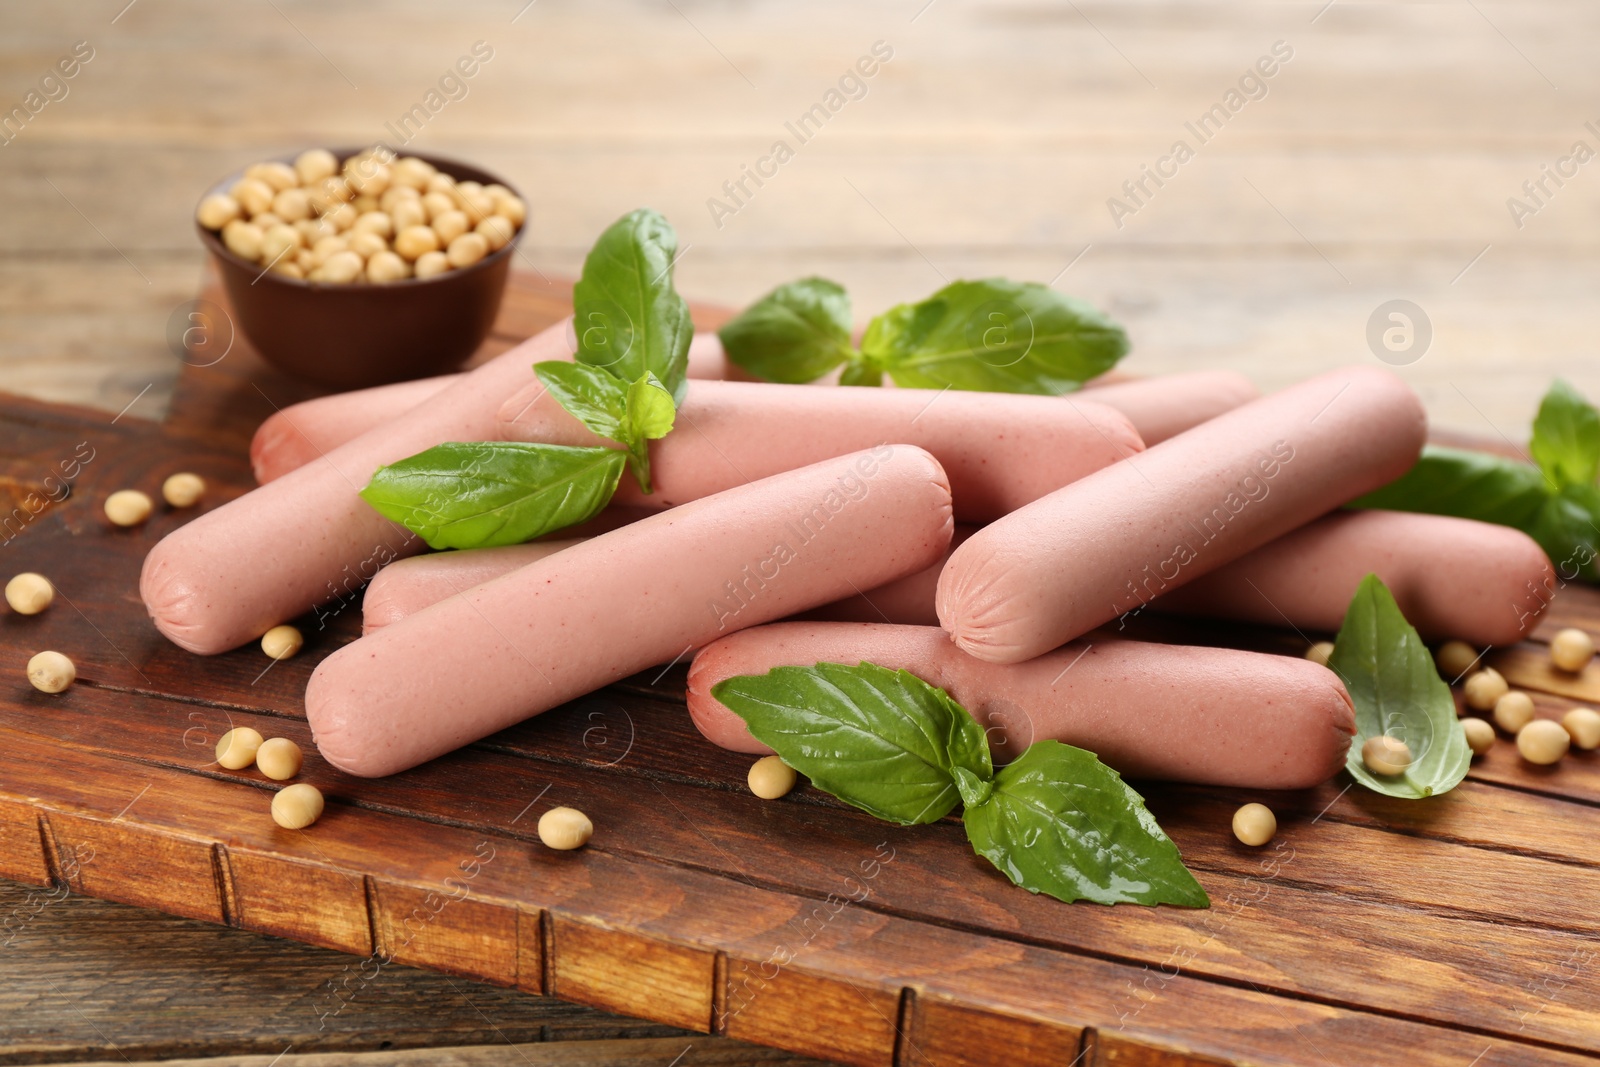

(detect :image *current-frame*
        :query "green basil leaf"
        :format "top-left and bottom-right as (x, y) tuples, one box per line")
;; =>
(1530, 378), (1600, 488)
(623, 373), (676, 441)
(838, 361), (884, 388)
(361, 442), (625, 550)
(534, 360), (628, 442)
(962, 741), (1209, 908)
(619, 373), (676, 494)
(572, 209), (694, 403)
(710, 661), (992, 825)
(1327, 575), (1471, 799)
(717, 277), (856, 384)
(860, 278), (1128, 395)
(1529, 483), (1600, 583)
(1349, 445), (1551, 529)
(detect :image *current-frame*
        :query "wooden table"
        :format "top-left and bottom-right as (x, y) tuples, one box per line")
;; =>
(6, 267), (1600, 1066)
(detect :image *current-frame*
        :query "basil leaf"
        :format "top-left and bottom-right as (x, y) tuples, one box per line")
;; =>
(619, 373), (676, 494)
(623, 373), (676, 441)
(860, 279), (1127, 395)
(361, 442), (625, 550)
(1530, 378), (1600, 488)
(534, 360), (628, 441)
(1529, 483), (1600, 583)
(962, 741), (1209, 908)
(1327, 575), (1470, 799)
(838, 362), (883, 388)
(717, 277), (856, 384)
(572, 209), (694, 403)
(1350, 445), (1551, 528)
(710, 661), (992, 825)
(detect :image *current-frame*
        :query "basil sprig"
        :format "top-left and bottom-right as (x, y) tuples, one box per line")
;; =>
(1352, 379), (1600, 582)
(533, 362), (675, 493)
(358, 443), (625, 550)
(712, 662), (1208, 908)
(1326, 575), (1471, 799)
(361, 209), (691, 549)
(718, 277), (1127, 394)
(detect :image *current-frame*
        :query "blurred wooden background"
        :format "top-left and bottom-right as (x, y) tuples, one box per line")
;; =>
(3, 0), (1598, 434)
(2, 2), (1599, 1063)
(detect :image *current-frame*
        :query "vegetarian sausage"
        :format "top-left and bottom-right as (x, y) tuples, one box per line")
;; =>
(685, 621), (1355, 789)
(937, 365), (1428, 663)
(306, 446), (955, 776)
(251, 375), (455, 485)
(362, 540), (583, 633)
(498, 378), (1145, 522)
(1153, 509), (1555, 645)
(141, 321), (574, 655)
(1080, 370), (1259, 445)
(360, 523), (982, 634)
(250, 332), (734, 484)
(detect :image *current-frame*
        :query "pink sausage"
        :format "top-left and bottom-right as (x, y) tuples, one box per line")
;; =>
(306, 446), (954, 776)
(1082, 370), (1259, 445)
(798, 524), (976, 626)
(250, 333), (734, 484)
(498, 379), (1144, 523)
(685, 622), (1355, 789)
(937, 365), (1428, 663)
(362, 539), (584, 634)
(251, 375), (457, 485)
(360, 522), (983, 634)
(140, 322), (572, 655)
(1153, 509), (1555, 645)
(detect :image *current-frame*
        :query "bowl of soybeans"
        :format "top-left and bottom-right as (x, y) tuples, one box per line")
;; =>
(194, 147), (527, 389)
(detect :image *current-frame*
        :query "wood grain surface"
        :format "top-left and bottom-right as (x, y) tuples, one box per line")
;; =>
(4, 270), (1600, 1067)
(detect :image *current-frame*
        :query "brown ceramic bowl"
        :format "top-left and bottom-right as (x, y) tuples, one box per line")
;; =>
(196, 147), (525, 390)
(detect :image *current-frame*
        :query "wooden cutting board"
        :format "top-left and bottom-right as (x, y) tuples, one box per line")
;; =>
(4, 272), (1600, 1067)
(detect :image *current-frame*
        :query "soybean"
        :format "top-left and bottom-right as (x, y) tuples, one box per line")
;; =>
(1562, 708), (1600, 750)
(161, 472), (206, 508)
(104, 489), (153, 527)
(5, 573), (54, 615)
(538, 806), (593, 851)
(1550, 629), (1596, 673)
(198, 149), (521, 284)
(1517, 719), (1570, 765)
(1434, 640), (1478, 681)
(216, 727), (264, 770)
(261, 624), (304, 660)
(1361, 735), (1412, 776)
(1460, 717), (1495, 756)
(256, 737), (304, 781)
(1493, 690), (1535, 734)
(27, 651), (75, 693)
(748, 755), (797, 799)
(1231, 803), (1276, 847)
(1463, 668), (1508, 712)
(271, 783), (325, 829)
